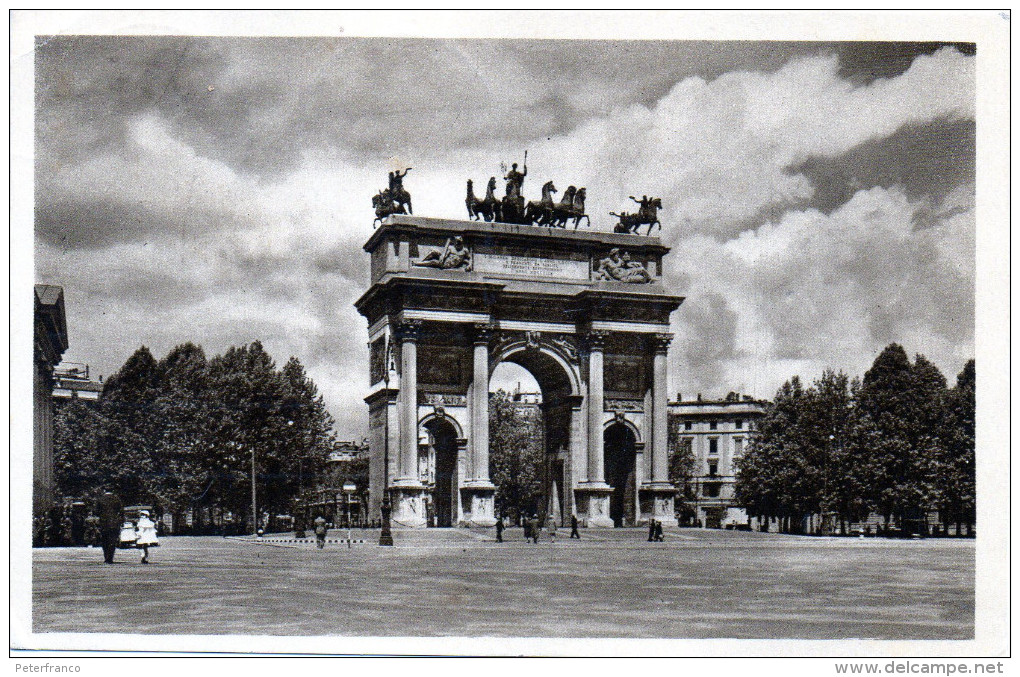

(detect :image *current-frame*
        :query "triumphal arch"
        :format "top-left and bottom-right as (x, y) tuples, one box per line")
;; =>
(356, 215), (683, 528)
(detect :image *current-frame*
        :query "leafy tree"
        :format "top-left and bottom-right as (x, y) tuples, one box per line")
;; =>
(858, 345), (948, 529)
(667, 427), (697, 521)
(489, 389), (544, 524)
(53, 396), (109, 502)
(97, 346), (162, 504)
(936, 360), (975, 534)
(735, 377), (808, 531)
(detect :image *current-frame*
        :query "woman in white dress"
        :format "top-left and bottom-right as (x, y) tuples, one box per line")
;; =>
(134, 510), (159, 564)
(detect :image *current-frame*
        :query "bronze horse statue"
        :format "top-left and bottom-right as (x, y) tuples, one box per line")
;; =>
(550, 186), (589, 229)
(540, 186), (577, 227)
(466, 177), (500, 222)
(372, 189), (406, 227)
(523, 181), (557, 225)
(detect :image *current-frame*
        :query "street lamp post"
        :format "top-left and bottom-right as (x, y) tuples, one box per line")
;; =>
(251, 445), (258, 536)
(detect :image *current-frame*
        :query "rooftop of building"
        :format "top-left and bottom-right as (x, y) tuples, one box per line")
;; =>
(668, 392), (768, 414)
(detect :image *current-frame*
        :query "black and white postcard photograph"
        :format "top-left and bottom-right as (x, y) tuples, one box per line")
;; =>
(9, 9), (1010, 671)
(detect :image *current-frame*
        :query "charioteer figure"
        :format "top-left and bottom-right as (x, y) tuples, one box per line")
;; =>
(504, 161), (527, 198)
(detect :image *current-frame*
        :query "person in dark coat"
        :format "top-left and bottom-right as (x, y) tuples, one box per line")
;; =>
(313, 515), (327, 549)
(530, 515), (540, 543)
(655, 520), (665, 542)
(522, 515), (531, 542)
(495, 516), (503, 543)
(648, 519), (657, 542)
(95, 489), (122, 564)
(570, 514), (580, 539)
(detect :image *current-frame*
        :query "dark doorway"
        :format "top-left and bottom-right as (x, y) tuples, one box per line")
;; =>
(425, 418), (458, 527)
(604, 423), (637, 527)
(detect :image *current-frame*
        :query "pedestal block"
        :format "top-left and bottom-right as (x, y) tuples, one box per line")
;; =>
(389, 481), (427, 528)
(577, 483), (615, 528)
(640, 483), (679, 527)
(460, 481), (496, 527)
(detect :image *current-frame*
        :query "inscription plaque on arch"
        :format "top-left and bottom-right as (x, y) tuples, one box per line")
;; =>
(474, 252), (589, 280)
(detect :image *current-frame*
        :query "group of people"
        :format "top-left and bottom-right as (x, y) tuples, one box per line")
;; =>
(495, 514), (583, 543)
(647, 519), (666, 542)
(95, 489), (159, 564)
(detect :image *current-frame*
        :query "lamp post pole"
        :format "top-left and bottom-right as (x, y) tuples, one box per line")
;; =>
(251, 445), (257, 536)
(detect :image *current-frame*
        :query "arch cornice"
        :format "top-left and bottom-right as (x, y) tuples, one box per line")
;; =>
(604, 415), (643, 443)
(490, 334), (582, 397)
(419, 411), (465, 438)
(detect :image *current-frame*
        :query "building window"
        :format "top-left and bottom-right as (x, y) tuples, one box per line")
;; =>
(704, 483), (720, 498)
(734, 437), (744, 457)
(708, 438), (718, 455)
(684, 421), (692, 431)
(735, 419), (743, 429)
(708, 462), (718, 476)
(709, 420), (718, 430)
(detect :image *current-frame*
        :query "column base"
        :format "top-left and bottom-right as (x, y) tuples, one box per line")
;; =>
(576, 483), (615, 528)
(388, 482), (427, 528)
(640, 483), (679, 527)
(460, 481), (496, 527)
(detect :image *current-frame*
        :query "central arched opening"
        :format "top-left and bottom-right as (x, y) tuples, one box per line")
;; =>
(489, 345), (576, 527)
(604, 422), (637, 527)
(423, 417), (458, 528)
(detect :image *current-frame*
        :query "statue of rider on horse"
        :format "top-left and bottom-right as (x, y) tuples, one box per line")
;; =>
(611, 195), (663, 235)
(371, 167), (413, 227)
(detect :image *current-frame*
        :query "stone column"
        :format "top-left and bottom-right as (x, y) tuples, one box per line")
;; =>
(642, 332), (678, 527)
(398, 320), (422, 481)
(579, 330), (613, 527)
(651, 333), (673, 483)
(470, 323), (493, 483)
(461, 323), (496, 527)
(390, 319), (426, 527)
(586, 330), (607, 484)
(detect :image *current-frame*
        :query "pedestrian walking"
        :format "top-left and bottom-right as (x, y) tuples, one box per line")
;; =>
(495, 516), (504, 543)
(546, 515), (557, 543)
(135, 510), (159, 563)
(530, 515), (540, 543)
(313, 515), (327, 549)
(522, 515), (531, 542)
(655, 520), (665, 542)
(648, 519), (657, 542)
(570, 514), (580, 539)
(95, 488), (122, 564)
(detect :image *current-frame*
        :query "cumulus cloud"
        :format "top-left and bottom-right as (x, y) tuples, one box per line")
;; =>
(35, 38), (975, 434)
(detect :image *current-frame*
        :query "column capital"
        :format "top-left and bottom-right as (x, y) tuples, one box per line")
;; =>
(652, 332), (674, 354)
(585, 329), (609, 352)
(394, 319), (423, 343)
(472, 322), (496, 346)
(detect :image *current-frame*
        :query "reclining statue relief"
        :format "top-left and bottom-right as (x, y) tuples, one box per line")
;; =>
(593, 248), (652, 283)
(413, 236), (472, 271)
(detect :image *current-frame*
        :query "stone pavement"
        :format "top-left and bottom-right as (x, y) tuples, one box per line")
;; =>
(32, 527), (974, 638)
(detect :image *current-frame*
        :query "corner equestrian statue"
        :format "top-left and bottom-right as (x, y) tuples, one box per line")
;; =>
(388, 167), (413, 214)
(611, 195), (663, 235)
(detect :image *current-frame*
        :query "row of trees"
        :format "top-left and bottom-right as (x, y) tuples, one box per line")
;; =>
(53, 341), (337, 532)
(735, 344), (975, 534)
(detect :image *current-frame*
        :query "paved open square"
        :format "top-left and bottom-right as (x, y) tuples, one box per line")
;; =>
(33, 528), (973, 639)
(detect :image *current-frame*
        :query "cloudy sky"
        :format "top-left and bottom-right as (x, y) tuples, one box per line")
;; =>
(34, 36), (976, 438)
